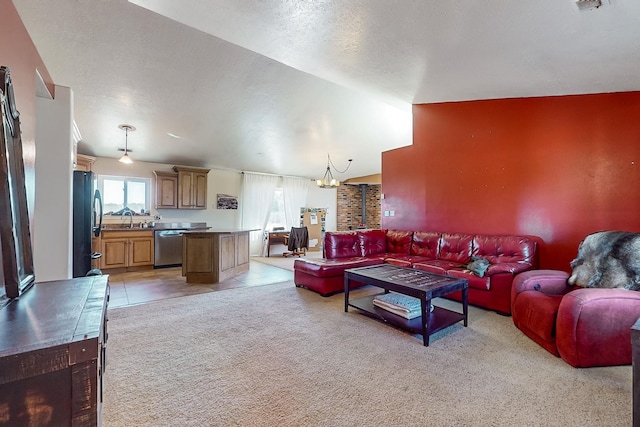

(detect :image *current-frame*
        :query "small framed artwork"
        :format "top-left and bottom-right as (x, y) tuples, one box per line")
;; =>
(217, 194), (238, 210)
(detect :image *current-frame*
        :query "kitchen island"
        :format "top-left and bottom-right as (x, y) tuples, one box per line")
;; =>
(182, 229), (254, 283)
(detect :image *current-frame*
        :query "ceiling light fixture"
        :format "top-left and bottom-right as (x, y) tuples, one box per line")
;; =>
(316, 154), (352, 188)
(118, 124), (135, 164)
(574, 0), (603, 11)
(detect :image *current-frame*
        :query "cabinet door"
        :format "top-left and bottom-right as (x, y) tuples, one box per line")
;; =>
(236, 232), (250, 268)
(74, 162), (91, 172)
(172, 166), (210, 210)
(75, 154), (95, 171)
(128, 237), (154, 266)
(101, 238), (128, 269)
(219, 234), (236, 273)
(177, 171), (194, 209)
(155, 172), (178, 209)
(182, 234), (214, 278)
(194, 172), (208, 209)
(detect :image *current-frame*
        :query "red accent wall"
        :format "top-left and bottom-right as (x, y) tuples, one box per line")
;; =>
(0, 0), (54, 217)
(382, 93), (640, 270)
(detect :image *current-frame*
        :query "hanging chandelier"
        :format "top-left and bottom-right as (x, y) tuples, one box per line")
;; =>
(118, 124), (135, 164)
(316, 154), (352, 188)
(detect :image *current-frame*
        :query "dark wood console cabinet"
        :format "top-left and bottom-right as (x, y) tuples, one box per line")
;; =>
(0, 275), (109, 426)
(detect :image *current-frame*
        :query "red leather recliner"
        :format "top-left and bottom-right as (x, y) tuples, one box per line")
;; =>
(512, 270), (640, 367)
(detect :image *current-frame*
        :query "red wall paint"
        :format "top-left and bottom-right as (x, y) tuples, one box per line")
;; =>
(0, 0), (54, 218)
(382, 93), (640, 271)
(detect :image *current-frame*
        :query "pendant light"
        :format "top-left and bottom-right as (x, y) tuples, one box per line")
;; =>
(316, 154), (352, 188)
(118, 124), (135, 164)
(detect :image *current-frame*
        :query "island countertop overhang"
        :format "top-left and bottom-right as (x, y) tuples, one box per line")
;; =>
(181, 228), (259, 235)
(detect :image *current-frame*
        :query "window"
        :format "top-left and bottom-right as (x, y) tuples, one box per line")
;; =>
(98, 175), (150, 215)
(265, 188), (286, 231)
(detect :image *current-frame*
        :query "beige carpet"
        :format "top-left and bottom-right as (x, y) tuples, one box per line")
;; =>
(103, 282), (632, 426)
(251, 251), (323, 271)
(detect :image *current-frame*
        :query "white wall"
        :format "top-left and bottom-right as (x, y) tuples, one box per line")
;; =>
(305, 185), (338, 231)
(34, 85), (74, 281)
(91, 158), (338, 232)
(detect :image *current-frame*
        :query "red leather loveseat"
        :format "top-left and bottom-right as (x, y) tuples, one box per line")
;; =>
(294, 229), (538, 314)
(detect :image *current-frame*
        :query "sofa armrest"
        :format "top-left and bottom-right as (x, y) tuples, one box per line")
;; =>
(512, 270), (571, 296)
(556, 288), (640, 367)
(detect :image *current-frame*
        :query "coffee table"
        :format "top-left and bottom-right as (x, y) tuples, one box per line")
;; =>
(344, 264), (468, 346)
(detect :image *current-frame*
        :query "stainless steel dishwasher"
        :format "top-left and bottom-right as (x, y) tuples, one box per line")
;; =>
(153, 222), (209, 267)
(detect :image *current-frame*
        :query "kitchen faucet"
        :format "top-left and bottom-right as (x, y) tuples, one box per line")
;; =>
(123, 210), (133, 228)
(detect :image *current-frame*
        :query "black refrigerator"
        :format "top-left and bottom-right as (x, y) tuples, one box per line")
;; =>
(72, 170), (103, 278)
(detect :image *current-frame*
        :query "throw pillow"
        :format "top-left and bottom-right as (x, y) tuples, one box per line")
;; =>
(466, 256), (490, 278)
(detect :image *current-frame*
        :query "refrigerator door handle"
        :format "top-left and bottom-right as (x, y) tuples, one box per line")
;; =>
(93, 189), (103, 237)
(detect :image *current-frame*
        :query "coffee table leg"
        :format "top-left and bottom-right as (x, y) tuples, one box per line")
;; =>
(462, 287), (469, 327)
(344, 275), (350, 312)
(421, 297), (431, 346)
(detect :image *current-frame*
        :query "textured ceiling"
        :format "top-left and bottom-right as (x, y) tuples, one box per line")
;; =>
(12, 0), (640, 180)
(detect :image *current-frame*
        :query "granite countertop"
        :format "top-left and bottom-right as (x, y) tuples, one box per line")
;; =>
(101, 226), (153, 231)
(182, 229), (258, 234)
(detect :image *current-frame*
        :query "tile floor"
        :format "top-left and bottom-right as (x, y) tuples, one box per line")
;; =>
(107, 259), (293, 309)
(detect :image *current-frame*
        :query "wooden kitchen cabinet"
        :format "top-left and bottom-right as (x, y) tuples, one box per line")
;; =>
(74, 153), (96, 171)
(182, 230), (251, 283)
(100, 230), (154, 271)
(172, 166), (210, 209)
(153, 171), (178, 209)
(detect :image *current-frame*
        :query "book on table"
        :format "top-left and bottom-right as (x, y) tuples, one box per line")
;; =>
(373, 292), (434, 319)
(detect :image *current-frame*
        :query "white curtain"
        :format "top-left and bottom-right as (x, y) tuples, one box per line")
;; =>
(282, 177), (310, 229)
(240, 172), (280, 256)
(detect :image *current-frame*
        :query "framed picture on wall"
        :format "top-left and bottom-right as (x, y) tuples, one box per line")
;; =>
(217, 194), (238, 210)
(0, 66), (35, 300)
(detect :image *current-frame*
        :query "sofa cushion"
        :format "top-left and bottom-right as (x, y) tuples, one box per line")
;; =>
(447, 269), (492, 290)
(410, 231), (441, 258)
(359, 229), (387, 257)
(324, 231), (360, 259)
(385, 230), (413, 254)
(473, 234), (537, 267)
(384, 255), (433, 268)
(293, 257), (382, 278)
(363, 254), (387, 262)
(438, 233), (474, 263)
(486, 262), (534, 276)
(413, 260), (462, 275)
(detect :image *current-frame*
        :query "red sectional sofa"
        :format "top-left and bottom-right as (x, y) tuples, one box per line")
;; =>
(293, 229), (539, 315)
